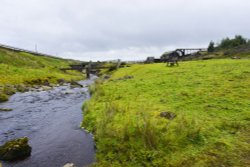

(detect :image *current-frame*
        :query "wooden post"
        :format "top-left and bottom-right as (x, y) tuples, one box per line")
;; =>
(116, 59), (121, 70)
(86, 62), (92, 79)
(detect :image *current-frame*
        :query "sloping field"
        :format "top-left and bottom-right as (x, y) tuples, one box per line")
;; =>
(0, 47), (83, 85)
(83, 59), (250, 166)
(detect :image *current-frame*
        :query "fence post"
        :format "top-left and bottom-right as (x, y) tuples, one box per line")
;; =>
(116, 59), (121, 70)
(86, 62), (92, 79)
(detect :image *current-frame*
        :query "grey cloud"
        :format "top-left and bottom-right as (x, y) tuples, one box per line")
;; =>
(0, 0), (250, 60)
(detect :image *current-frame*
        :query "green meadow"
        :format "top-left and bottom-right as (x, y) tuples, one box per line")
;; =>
(82, 59), (250, 166)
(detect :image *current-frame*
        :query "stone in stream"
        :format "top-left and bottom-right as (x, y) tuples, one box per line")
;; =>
(64, 90), (75, 94)
(160, 111), (176, 120)
(41, 86), (53, 91)
(0, 137), (32, 161)
(0, 108), (12, 112)
(63, 163), (76, 167)
(70, 80), (83, 88)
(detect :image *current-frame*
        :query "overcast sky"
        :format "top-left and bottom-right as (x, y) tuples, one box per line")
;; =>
(0, 0), (250, 61)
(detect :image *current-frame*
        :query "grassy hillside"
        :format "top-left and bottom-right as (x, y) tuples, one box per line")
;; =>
(0, 47), (84, 84)
(82, 59), (250, 166)
(0, 47), (84, 101)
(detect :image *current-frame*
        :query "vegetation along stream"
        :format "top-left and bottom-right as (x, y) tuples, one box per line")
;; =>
(0, 77), (97, 167)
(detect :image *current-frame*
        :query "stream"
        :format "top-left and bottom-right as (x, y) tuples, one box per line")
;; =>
(0, 77), (96, 167)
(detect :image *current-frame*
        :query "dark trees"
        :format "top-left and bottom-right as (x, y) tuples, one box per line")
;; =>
(208, 41), (215, 52)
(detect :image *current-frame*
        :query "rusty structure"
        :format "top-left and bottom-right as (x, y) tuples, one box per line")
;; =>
(161, 48), (207, 65)
(145, 48), (207, 64)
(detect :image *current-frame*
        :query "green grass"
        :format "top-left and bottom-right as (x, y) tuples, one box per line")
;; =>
(0, 47), (84, 100)
(82, 59), (250, 167)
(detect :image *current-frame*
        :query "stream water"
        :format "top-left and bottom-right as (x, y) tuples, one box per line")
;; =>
(0, 77), (96, 167)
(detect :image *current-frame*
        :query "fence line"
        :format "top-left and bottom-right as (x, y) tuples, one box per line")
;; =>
(0, 43), (58, 58)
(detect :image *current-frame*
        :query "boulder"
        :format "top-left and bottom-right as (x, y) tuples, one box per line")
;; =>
(0, 137), (32, 161)
(160, 111), (176, 120)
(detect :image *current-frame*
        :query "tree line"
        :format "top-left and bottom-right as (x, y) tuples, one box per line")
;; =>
(208, 35), (249, 52)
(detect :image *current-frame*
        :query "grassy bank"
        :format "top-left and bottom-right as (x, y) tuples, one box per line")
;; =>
(0, 47), (84, 101)
(82, 59), (250, 166)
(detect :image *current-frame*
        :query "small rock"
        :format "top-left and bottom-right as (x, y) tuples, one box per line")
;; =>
(160, 111), (176, 120)
(50, 83), (57, 87)
(117, 75), (134, 81)
(103, 75), (111, 80)
(64, 90), (74, 94)
(231, 56), (241, 59)
(63, 163), (76, 167)
(41, 86), (52, 91)
(43, 80), (50, 86)
(70, 81), (83, 88)
(124, 75), (134, 79)
(0, 137), (32, 161)
(32, 85), (40, 89)
(57, 78), (66, 84)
